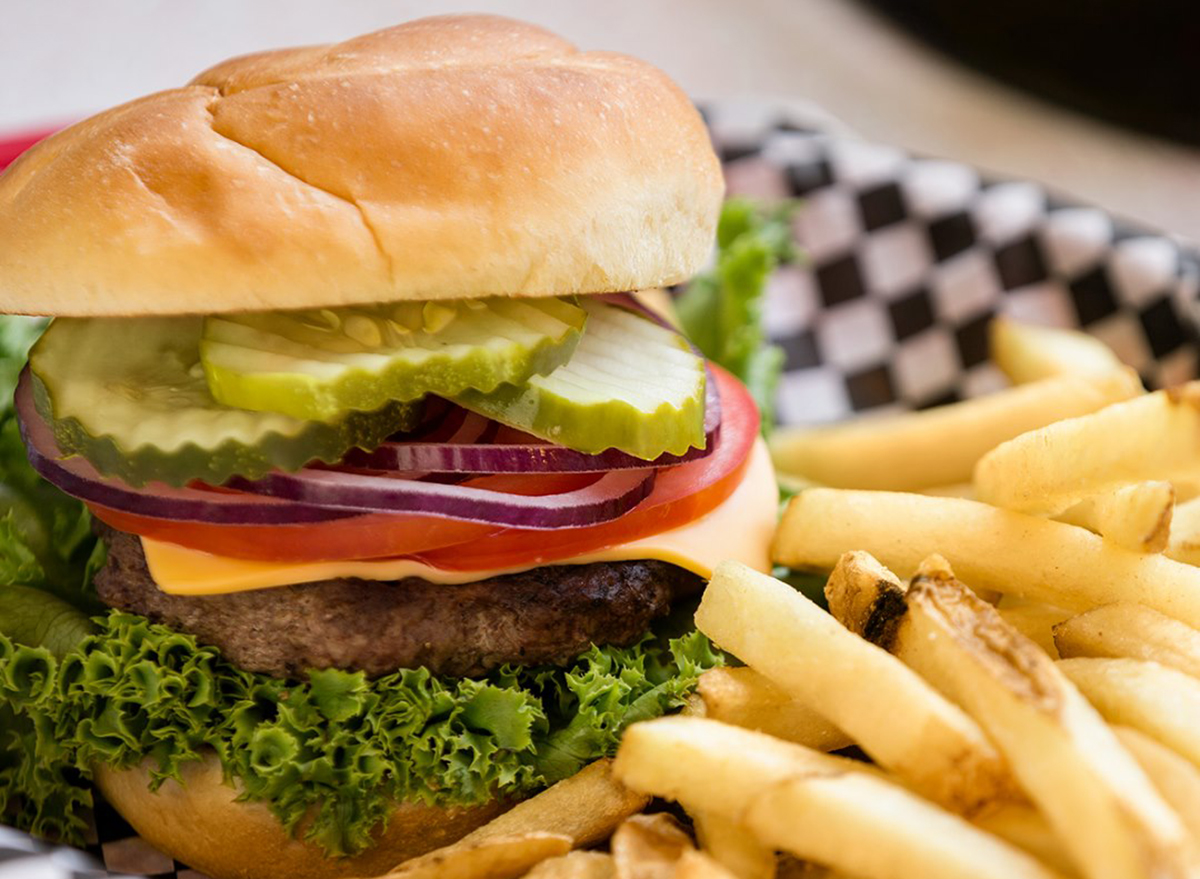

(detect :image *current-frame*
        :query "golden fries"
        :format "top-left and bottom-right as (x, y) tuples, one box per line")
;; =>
(856, 555), (1195, 879)
(609, 814), (741, 879)
(696, 561), (1015, 814)
(693, 667), (850, 752)
(769, 370), (1138, 492)
(775, 489), (1200, 629)
(1053, 603), (1200, 679)
(460, 759), (647, 851)
(523, 851), (616, 879)
(972, 806), (1079, 879)
(1168, 496), (1200, 566)
(614, 717), (1063, 879)
(975, 383), (1200, 515)
(692, 812), (776, 879)
(1055, 481), (1174, 553)
(920, 482), (977, 498)
(990, 317), (1124, 384)
(743, 776), (1062, 879)
(823, 550), (908, 641)
(610, 813), (694, 879)
(1116, 726), (1200, 844)
(828, 551), (1071, 665)
(378, 833), (572, 879)
(672, 851), (740, 879)
(995, 602), (1074, 659)
(773, 860), (855, 879)
(1058, 657), (1200, 771)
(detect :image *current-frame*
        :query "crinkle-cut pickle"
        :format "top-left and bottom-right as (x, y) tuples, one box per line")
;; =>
(454, 300), (707, 460)
(29, 316), (420, 488)
(200, 297), (587, 422)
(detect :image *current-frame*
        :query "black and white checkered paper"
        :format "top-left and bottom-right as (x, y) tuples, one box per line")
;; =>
(704, 101), (1200, 425)
(4, 101), (1200, 878)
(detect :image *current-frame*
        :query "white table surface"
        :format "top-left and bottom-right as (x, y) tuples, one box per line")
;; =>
(4, 0), (1199, 242)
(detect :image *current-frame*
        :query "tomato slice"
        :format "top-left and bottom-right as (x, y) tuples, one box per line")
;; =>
(414, 365), (759, 571)
(94, 366), (758, 566)
(88, 467), (615, 562)
(88, 505), (505, 562)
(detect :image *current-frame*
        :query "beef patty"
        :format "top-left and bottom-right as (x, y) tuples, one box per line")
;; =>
(95, 527), (703, 679)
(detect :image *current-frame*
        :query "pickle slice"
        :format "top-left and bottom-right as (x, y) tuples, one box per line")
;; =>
(29, 317), (421, 488)
(200, 297), (586, 422)
(453, 300), (707, 460)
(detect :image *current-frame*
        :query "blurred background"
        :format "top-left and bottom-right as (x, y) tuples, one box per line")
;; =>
(3, 0), (1199, 239)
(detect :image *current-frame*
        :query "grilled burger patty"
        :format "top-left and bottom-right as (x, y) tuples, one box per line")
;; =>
(94, 527), (704, 678)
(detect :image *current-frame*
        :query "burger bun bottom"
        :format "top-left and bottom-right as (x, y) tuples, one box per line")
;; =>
(94, 754), (511, 879)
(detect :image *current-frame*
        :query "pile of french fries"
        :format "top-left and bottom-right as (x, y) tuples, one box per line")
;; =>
(361, 758), (737, 878)
(613, 318), (1200, 878)
(374, 317), (1200, 879)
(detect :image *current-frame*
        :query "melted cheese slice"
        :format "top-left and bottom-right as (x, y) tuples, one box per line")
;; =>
(143, 438), (777, 596)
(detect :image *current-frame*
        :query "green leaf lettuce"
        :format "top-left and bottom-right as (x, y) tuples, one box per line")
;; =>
(676, 198), (799, 433)
(0, 611), (720, 857)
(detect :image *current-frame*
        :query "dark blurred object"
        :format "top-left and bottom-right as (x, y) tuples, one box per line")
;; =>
(861, 0), (1200, 146)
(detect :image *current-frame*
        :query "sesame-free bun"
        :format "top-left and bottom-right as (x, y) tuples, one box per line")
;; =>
(94, 754), (510, 879)
(0, 15), (722, 317)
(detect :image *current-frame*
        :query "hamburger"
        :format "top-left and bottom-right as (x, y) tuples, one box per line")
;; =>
(0, 15), (778, 879)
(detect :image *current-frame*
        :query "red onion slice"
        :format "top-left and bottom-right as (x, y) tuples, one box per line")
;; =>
(228, 467), (657, 529)
(341, 422), (718, 474)
(340, 441), (703, 474)
(15, 370), (354, 525)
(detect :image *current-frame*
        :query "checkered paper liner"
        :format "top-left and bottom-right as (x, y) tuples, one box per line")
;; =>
(704, 101), (1200, 422)
(5, 100), (1200, 878)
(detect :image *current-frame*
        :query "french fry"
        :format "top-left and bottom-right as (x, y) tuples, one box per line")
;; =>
(610, 813), (694, 879)
(827, 552), (1066, 661)
(693, 811), (776, 879)
(830, 557), (1115, 871)
(608, 813), (742, 879)
(673, 851), (740, 879)
(1053, 603), (1200, 679)
(1054, 481), (1174, 553)
(1168, 496), (1200, 566)
(974, 383), (1200, 516)
(773, 862), (848, 879)
(460, 759), (647, 850)
(879, 559), (1196, 879)
(990, 317), (1124, 384)
(693, 667), (851, 752)
(524, 851), (616, 879)
(973, 805), (1080, 879)
(829, 550), (1068, 668)
(695, 561), (1016, 814)
(613, 717), (1064, 879)
(823, 550), (908, 641)
(921, 482), (977, 498)
(774, 489), (1200, 629)
(1058, 657), (1200, 771)
(769, 369), (1138, 492)
(996, 603), (1074, 659)
(378, 833), (572, 879)
(1116, 726), (1200, 843)
(745, 778), (1065, 879)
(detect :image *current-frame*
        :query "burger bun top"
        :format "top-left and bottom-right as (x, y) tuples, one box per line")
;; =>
(0, 15), (723, 316)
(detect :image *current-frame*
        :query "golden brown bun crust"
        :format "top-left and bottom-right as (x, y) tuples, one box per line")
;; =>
(94, 755), (511, 879)
(0, 15), (722, 316)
